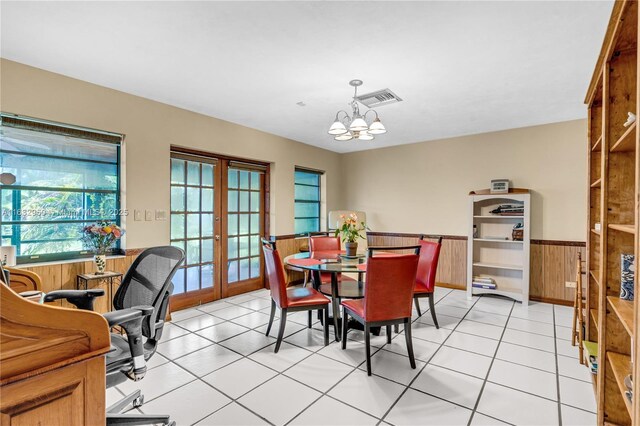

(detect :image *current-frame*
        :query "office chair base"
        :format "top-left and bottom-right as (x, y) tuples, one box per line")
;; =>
(106, 413), (174, 425)
(107, 389), (173, 425)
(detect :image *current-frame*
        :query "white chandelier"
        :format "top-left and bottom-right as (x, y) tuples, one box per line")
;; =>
(327, 79), (386, 141)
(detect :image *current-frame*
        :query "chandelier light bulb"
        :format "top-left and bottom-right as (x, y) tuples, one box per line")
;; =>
(334, 132), (353, 141)
(349, 116), (368, 132)
(328, 120), (348, 135)
(368, 117), (386, 135)
(358, 130), (374, 141)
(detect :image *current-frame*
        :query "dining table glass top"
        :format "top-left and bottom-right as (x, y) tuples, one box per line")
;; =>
(283, 250), (368, 273)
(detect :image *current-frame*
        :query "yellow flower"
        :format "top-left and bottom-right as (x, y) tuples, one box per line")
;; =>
(103, 226), (112, 234)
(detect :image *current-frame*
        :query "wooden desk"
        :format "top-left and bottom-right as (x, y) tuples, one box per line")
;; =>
(0, 285), (111, 425)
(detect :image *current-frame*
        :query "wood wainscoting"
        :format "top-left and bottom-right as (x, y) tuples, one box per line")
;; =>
(366, 232), (585, 306)
(16, 253), (139, 312)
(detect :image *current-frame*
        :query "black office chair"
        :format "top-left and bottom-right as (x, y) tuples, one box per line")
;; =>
(43, 246), (185, 426)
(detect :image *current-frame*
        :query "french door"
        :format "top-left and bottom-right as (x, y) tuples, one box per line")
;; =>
(169, 151), (267, 310)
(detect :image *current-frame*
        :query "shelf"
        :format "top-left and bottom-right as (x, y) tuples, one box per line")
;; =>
(473, 215), (524, 219)
(470, 287), (523, 300)
(590, 228), (601, 236)
(606, 351), (632, 418)
(591, 135), (602, 151)
(607, 223), (635, 234)
(472, 262), (523, 271)
(590, 309), (598, 331)
(589, 270), (599, 287)
(473, 238), (523, 244)
(590, 178), (601, 188)
(607, 296), (634, 336)
(610, 122), (636, 153)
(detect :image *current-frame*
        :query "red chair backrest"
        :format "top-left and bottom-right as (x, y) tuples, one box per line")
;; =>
(416, 239), (442, 293)
(364, 254), (419, 322)
(262, 243), (288, 308)
(309, 236), (341, 251)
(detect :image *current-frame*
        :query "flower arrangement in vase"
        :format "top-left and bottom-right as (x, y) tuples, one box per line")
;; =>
(82, 221), (124, 274)
(334, 212), (368, 257)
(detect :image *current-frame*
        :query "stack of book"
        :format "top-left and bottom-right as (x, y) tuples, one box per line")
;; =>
(583, 341), (598, 374)
(489, 204), (524, 216)
(472, 276), (497, 289)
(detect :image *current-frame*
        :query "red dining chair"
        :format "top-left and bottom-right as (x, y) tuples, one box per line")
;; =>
(308, 233), (356, 281)
(341, 247), (420, 376)
(262, 239), (330, 352)
(413, 236), (443, 328)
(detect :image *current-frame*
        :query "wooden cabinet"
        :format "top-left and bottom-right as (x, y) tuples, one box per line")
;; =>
(584, 1), (639, 424)
(0, 285), (110, 425)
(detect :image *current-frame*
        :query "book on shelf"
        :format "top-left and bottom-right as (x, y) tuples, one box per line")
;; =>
(583, 341), (598, 374)
(473, 276), (496, 284)
(473, 282), (497, 289)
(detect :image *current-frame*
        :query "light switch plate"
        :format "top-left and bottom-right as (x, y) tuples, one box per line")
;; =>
(145, 210), (153, 221)
(134, 210), (142, 221)
(155, 210), (166, 221)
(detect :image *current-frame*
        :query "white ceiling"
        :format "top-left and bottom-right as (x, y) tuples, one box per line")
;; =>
(1, 1), (613, 154)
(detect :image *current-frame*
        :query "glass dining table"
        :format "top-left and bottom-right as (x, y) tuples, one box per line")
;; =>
(284, 250), (368, 341)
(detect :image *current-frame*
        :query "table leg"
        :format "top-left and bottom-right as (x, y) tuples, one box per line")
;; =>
(331, 272), (341, 341)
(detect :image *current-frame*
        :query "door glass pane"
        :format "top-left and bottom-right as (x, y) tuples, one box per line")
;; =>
(202, 164), (214, 187)
(239, 236), (249, 258)
(239, 259), (250, 281)
(186, 214), (200, 238)
(186, 267), (201, 291)
(228, 169), (238, 189)
(250, 257), (260, 277)
(228, 214), (238, 236)
(172, 269), (186, 295)
(239, 214), (250, 235)
(250, 172), (260, 190)
(186, 240), (200, 265)
(202, 214), (214, 237)
(187, 162), (200, 185)
(228, 236), (238, 259)
(187, 187), (200, 211)
(202, 265), (214, 288)
(202, 188), (214, 212)
(171, 214), (185, 240)
(171, 159), (185, 184)
(202, 238), (214, 263)
(228, 260), (238, 283)
(228, 190), (238, 212)
(171, 187), (185, 212)
(239, 171), (250, 189)
(251, 213), (260, 234)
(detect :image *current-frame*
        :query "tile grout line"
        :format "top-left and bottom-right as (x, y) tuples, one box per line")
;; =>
(466, 300), (516, 426)
(376, 292), (484, 425)
(554, 306), (563, 426)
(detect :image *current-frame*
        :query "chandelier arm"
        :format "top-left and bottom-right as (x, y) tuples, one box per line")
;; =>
(335, 110), (352, 124)
(363, 109), (379, 123)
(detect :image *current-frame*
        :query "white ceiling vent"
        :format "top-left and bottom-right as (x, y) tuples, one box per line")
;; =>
(355, 88), (403, 108)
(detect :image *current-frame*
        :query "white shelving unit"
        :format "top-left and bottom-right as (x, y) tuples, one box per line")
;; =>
(467, 189), (531, 305)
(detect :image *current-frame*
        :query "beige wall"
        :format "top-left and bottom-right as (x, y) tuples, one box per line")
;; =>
(340, 120), (587, 241)
(0, 59), (343, 248)
(1, 59), (587, 246)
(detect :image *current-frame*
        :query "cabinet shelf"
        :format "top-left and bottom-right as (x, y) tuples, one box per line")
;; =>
(608, 223), (635, 234)
(592, 135), (603, 151)
(472, 262), (523, 271)
(606, 351), (632, 418)
(591, 228), (601, 236)
(610, 122), (637, 153)
(590, 178), (602, 188)
(590, 309), (598, 331)
(473, 238), (523, 244)
(473, 215), (524, 219)
(607, 296), (634, 337)
(589, 270), (600, 287)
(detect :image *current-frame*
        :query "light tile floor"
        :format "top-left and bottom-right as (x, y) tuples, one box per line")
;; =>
(109, 287), (597, 426)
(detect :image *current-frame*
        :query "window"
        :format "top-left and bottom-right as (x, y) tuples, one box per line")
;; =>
(294, 168), (322, 235)
(0, 114), (122, 263)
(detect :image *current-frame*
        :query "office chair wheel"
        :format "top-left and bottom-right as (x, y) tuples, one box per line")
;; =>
(132, 395), (144, 408)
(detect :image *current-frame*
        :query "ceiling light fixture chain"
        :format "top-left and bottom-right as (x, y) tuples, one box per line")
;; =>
(327, 79), (386, 141)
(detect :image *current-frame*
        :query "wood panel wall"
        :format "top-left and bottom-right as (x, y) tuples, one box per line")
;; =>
(14, 234), (585, 312)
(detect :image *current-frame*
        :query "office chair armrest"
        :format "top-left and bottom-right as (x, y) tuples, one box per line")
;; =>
(44, 289), (105, 310)
(102, 305), (154, 327)
(103, 305), (155, 382)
